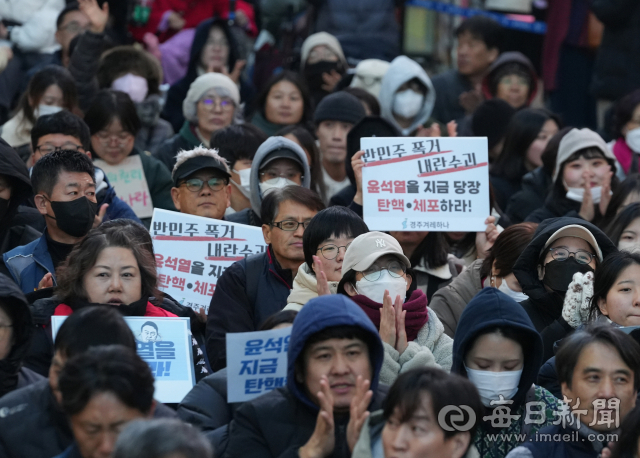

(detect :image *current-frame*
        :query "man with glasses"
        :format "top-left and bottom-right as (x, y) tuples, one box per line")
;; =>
(170, 146), (231, 220)
(30, 110), (140, 225)
(206, 186), (325, 371)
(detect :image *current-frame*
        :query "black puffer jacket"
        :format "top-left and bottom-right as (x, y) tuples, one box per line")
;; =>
(505, 167), (551, 225)
(0, 273), (43, 398)
(591, 0), (640, 100)
(512, 217), (617, 361)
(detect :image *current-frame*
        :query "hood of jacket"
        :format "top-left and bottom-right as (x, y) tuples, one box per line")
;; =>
(0, 273), (33, 397)
(451, 287), (542, 408)
(379, 56), (436, 136)
(0, 138), (33, 234)
(513, 217), (617, 311)
(185, 18), (238, 84)
(481, 51), (539, 105)
(249, 136), (311, 218)
(286, 294), (384, 410)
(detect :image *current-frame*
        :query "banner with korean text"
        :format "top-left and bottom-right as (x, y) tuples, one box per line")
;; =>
(52, 316), (195, 404)
(151, 209), (268, 314)
(226, 326), (292, 403)
(95, 155), (153, 218)
(361, 137), (490, 232)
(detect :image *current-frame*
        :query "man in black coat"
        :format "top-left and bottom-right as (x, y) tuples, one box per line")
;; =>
(223, 294), (388, 458)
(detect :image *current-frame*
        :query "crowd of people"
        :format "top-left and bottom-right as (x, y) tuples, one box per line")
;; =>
(0, 0), (638, 457)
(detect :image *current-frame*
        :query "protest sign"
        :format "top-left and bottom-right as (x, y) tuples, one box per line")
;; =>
(361, 137), (490, 232)
(95, 155), (153, 218)
(226, 326), (291, 403)
(151, 209), (268, 314)
(52, 316), (196, 404)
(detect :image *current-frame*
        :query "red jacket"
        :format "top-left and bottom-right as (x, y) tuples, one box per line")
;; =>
(54, 302), (177, 317)
(130, 0), (257, 43)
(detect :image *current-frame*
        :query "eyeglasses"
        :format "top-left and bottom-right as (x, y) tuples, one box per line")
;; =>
(199, 97), (235, 111)
(359, 260), (406, 282)
(317, 243), (351, 260)
(205, 38), (229, 48)
(548, 247), (596, 265)
(270, 219), (312, 231)
(260, 169), (302, 181)
(35, 143), (84, 154)
(180, 177), (227, 192)
(95, 131), (133, 147)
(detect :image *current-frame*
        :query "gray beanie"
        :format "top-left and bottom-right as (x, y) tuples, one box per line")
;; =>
(554, 128), (616, 181)
(182, 73), (240, 123)
(314, 91), (366, 125)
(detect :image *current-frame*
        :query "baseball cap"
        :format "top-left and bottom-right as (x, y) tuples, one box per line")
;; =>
(259, 148), (304, 171)
(173, 154), (231, 187)
(541, 224), (603, 262)
(342, 232), (411, 274)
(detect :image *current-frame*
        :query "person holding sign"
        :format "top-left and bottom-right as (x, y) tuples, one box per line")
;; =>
(337, 232), (453, 385)
(170, 146), (231, 220)
(224, 294), (387, 458)
(206, 186), (325, 371)
(2, 150), (100, 294)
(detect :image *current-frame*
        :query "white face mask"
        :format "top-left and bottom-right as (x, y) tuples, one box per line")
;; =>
(626, 127), (640, 153)
(111, 73), (149, 103)
(566, 185), (604, 204)
(231, 168), (251, 198)
(355, 269), (407, 304)
(259, 177), (299, 196)
(497, 278), (528, 303)
(392, 89), (424, 119)
(464, 366), (523, 407)
(36, 104), (63, 118)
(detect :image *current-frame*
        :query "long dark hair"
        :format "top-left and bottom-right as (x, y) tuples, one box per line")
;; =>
(490, 108), (560, 181)
(84, 90), (141, 137)
(613, 89), (640, 139)
(589, 251), (640, 321)
(18, 65), (78, 126)
(480, 222), (538, 278)
(602, 174), (640, 226)
(606, 202), (640, 247)
(611, 406), (640, 458)
(409, 233), (449, 270)
(250, 71), (314, 126)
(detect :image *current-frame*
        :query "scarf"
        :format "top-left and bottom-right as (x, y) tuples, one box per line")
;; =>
(613, 137), (638, 175)
(351, 289), (429, 341)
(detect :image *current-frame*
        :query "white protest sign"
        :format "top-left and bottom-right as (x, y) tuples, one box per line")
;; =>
(151, 209), (268, 314)
(361, 137), (490, 232)
(226, 326), (291, 403)
(52, 316), (195, 404)
(95, 155), (153, 218)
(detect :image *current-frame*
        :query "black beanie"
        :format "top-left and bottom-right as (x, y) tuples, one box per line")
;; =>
(314, 91), (366, 125)
(472, 99), (516, 151)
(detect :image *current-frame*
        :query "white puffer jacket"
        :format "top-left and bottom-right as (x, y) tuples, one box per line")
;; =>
(0, 0), (65, 53)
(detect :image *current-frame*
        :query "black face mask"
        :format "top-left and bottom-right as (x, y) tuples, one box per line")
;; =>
(542, 258), (594, 293)
(303, 61), (344, 91)
(0, 197), (9, 220)
(46, 196), (97, 238)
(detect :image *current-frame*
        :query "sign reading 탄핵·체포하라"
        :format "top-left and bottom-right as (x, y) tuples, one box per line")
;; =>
(150, 209), (268, 314)
(361, 136), (490, 232)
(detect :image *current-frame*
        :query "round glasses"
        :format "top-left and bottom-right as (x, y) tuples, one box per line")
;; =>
(180, 177), (227, 192)
(35, 143), (84, 154)
(199, 97), (234, 111)
(317, 243), (351, 260)
(548, 247), (595, 265)
(270, 219), (311, 231)
(95, 131), (133, 147)
(360, 260), (406, 282)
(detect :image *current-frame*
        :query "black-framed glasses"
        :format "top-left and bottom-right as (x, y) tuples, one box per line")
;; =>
(317, 243), (351, 260)
(270, 219), (312, 231)
(180, 177), (227, 192)
(35, 143), (84, 154)
(548, 247), (595, 265)
(360, 260), (406, 282)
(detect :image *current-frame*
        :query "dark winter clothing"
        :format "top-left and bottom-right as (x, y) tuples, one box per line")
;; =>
(161, 18), (255, 133)
(206, 247), (293, 371)
(223, 294), (387, 458)
(452, 288), (560, 458)
(0, 379), (177, 458)
(524, 190), (583, 223)
(512, 218), (617, 361)
(591, 0), (640, 101)
(3, 231), (56, 295)
(481, 51), (538, 106)
(506, 167), (551, 224)
(67, 31), (112, 114)
(537, 355), (562, 399)
(431, 69), (474, 124)
(94, 168), (142, 224)
(154, 121), (200, 173)
(506, 422), (608, 458)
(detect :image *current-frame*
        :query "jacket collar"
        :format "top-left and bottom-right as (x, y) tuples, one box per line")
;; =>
(266, 245), (293, 289)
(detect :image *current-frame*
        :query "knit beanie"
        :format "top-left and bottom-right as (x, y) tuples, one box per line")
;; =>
(314, 91), (366, 125)
(472, 99), (516, 151)
(553, 128), (616, 181)
(300, 32), (347, 69)
(182, 73), (240, 122)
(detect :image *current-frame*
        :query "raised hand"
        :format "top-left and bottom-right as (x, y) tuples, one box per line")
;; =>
(578, 173), (595, 222)
(93, 203), (109, 229)
(352, 150), (365, 206)
(347, 376), (373, 452)
(379, 290), (397, 348)
(394, 294), (408, 354)
(78, 0), (109, 34)
(299, 376), (336, 458)
(313, 255), (331, 296)
(599, 170), (613, 216)
(475, 216), (499, 259)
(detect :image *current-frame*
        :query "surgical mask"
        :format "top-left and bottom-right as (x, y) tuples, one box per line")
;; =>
(497, 278), (528, 303)
(231, 168), (251, 198)
(36, 105), (63, 118)
(355, 269), (407, 304)
(259, 177), (298, 196)
(626, 127), (640, 153)
(44, 196), (97, 238)
(111, 73), (149, 103)
(619, 240), (640, 254)
(565, 186), (604, 204)
(464, 366), (523, 407)
(542, 258), (594, 294)
(392, 89), (424, 119)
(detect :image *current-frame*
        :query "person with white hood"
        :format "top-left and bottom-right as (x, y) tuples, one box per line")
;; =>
(379, 55), (439, 137)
